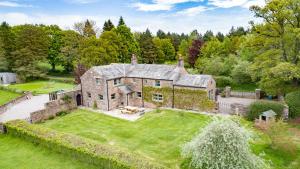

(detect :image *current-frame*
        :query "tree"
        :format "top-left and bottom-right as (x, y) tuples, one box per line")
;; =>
(188, 39), (204, 67)
(178, 39), (189, 64)
(216, 32), (225, 41)
(0, 22), (15, 71)
(231, 60), (252, 84)
(46, 25), (63, 71)
(60, 30), (81, 72)
(115, 25), (139, 63)
(157, 29), (166, 39)
(74, 20), (96, 37)
(139, 29), (158, 63)
(0, 36), (8, 71)
(250, 0), (300, 94)
(103, 19), (115, 32)
(74, 63), (87, 84)
(118, 16), (126, 26)
(182, 118), (267, 169)
(153, 37), (175, 63)
(203, 30), (214, 41)
(12, 25), (50, 80)
(228, 26), (248, 37)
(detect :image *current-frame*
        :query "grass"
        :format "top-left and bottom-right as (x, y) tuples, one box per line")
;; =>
(231, 83), (258, 92)
(0, 134), (98, 169)
(40, 109), (300, 169)
(7, 80), (75, 94)
(40, 109), (212, 168)
(0, 89), (21, 106)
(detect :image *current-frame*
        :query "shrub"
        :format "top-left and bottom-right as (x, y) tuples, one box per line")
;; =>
(231, 61), (252, 84)
(56, 111), (68, 117)
(182, 118), (267, 169)
(264, 120), (297, 157)
(247, 101), (285, 121)
(214, 76), (233, 88)
(285, 91), (300, 118)
(5, 120), (165, 169)
(61, 95), (72, 104)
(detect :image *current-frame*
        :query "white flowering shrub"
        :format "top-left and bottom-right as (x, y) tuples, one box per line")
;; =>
(182, 118), (268, 169)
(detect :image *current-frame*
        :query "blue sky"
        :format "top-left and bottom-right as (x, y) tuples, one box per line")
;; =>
(0, 0), (265, 34)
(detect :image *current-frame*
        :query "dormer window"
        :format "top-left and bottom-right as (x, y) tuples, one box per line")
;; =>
(155, 80), (161, 87)
(114, 78), (121, 86)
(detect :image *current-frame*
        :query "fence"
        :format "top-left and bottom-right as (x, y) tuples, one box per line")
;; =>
(230, 91), (256, 99)
(49, 92), (58, 101)
(217, 102), (232, 114)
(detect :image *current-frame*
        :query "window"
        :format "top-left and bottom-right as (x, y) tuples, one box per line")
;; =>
(98, 94), (103, 100)
(136, 92), (142, 98)
(111, 93), (116, 100)
(114, 78), (121, 85)
(155, 80), (161, 87)
(87, 92), (91, 98)
(96, 78), (101, 85)
(152, 94), (163, 102)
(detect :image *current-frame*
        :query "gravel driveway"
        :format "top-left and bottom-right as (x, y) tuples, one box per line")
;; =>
(0, 94), (49, 123)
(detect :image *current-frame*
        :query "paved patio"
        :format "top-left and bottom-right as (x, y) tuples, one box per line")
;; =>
(0, 94), (49, 123)
(80, 107), (153, 121)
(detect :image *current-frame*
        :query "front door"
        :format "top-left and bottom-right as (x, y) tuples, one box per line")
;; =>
(76, 94), (82, 106)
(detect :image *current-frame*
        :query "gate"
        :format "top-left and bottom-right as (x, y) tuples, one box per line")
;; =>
(217, 102), (232, 114)
(49, 92), (57, 101)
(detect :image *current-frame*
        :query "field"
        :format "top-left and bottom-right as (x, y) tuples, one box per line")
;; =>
(0, 89), (21, 106)
(7, 80), (75, 94)
(39, 109), (300, 169)
(0, 134), (98, 169)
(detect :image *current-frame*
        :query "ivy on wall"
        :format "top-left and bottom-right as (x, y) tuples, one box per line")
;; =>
(174, 88), (215, 111)
(143, 86), (173, 107)
(143, 86), (215, 111)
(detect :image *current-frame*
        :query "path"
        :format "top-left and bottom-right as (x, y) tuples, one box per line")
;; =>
(0, 94), (49, 123)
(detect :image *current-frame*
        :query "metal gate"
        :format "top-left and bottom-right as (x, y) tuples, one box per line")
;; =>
(217, 102), (232, 114)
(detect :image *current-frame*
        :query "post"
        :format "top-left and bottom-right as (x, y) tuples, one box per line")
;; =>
(255, 89), (261, 100)
(225, 86), (231, 98)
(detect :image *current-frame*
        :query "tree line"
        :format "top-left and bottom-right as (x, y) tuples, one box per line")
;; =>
(0, 0), (299, 95)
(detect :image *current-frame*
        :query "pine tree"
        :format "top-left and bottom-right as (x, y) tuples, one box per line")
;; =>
(83, 20), (96, 37)
(118, 16), (126, 26)
(139, 29), (157, 64)
(103, 19), (115, 32)
(0, 22), (15, 71)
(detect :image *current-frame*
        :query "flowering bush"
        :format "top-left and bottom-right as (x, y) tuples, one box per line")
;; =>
(182, 118), (268, 169)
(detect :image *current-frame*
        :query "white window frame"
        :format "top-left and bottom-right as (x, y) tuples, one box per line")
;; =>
(96, 78), (101, 85)
(111, 93), (116, 100)
(87, 92), (91, 98)
(98, 94), (103, 100)
(152, 94), (163, 102)
(154, 80), (161, 87)
(114, 78), (121, 86)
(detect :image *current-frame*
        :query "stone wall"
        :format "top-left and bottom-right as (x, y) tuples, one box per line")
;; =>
(0, 92), (32, 114)
(30, 99), (77, 123)
(230, 103), (249, 116)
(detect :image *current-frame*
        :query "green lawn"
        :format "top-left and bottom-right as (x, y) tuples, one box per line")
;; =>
(40, 109), (300, 169)
(0, 89), (21, 106)
(40, 109), (212, 168)
(7, 80), (75, 94)
(0, 134), (98, 169)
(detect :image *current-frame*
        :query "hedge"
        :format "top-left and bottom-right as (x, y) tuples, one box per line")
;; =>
(247, 101), (285, 121)
(5, 120), (165, 169)
(285, 91), (300, 118)
(214, 76), (233, 88)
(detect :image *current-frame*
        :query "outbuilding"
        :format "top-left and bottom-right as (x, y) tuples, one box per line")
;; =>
(0, 72), (17, 85)
(259, 110), (277, 123)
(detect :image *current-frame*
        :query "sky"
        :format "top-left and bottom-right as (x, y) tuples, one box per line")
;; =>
(0, 0), (265, 34)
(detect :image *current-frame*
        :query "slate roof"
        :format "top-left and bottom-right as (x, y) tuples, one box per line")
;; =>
(91, 63), (213, 88)
(261, 110), (277, 117)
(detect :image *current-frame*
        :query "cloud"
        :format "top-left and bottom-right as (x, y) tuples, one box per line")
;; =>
(132, 2), (172, 11)
(0, 1), (33, 7)
(0, 10), (256, 34)
(65, 0), (99, 4)
(132, 0), (203, 12)
(207, 0), (265, 8)
(177, 6), (214, 16)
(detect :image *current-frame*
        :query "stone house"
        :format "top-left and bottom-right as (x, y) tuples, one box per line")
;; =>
(79, 55), (216, 111)
(0, 72), (17, 85)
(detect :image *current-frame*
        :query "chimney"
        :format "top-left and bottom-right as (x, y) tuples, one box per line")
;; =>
(131, 54), (138, 65)
(177, 55), (184, 68)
